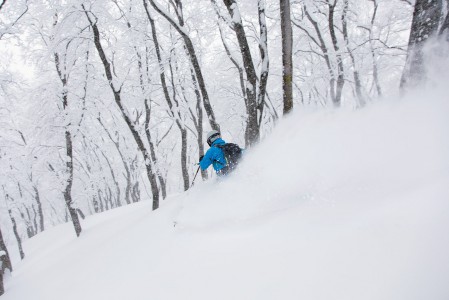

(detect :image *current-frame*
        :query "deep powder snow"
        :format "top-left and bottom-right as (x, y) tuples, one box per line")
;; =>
(2, 87), (449, 300)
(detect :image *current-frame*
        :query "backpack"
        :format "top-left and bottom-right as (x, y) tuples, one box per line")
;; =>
(215, 143), (243, 169)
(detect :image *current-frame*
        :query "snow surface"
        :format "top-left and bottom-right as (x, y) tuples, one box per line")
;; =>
(3, 88), (449, 300)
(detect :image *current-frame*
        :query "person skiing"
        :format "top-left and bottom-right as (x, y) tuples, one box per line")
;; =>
(199, 130), (242, 176)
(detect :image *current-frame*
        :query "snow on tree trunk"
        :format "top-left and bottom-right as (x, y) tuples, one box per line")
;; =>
(401, 0), (443, 89)
(54, 49), (82, 237)
(223, 0), (260, 147)
(258, 0), (270, 126)
(64, 130), (82, 237)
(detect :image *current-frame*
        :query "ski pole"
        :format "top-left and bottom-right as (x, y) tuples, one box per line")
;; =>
(190, 165), (201, 188)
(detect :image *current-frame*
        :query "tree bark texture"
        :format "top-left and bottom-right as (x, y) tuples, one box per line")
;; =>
(258, 0), (270, 127)
(64, 130), (82, 237)
(400, 0), (443, 89)
(280, 0), (293, 114)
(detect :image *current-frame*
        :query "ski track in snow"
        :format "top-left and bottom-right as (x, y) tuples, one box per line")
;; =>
(3, 89), (449, 300)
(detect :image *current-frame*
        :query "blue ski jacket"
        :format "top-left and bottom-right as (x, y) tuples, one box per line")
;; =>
(199, 138), (227, 172)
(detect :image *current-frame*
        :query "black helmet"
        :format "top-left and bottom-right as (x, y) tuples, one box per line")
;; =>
(206, 130), (220, 146)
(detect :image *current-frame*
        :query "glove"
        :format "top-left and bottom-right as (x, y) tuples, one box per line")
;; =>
(199, 155), (204, 163)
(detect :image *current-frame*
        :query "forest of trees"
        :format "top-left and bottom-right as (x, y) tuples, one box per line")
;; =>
(1, 0), (448, 295)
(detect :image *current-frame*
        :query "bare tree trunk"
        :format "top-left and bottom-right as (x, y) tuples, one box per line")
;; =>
(0, 267), (3, 296)
(144, 99), (168, 197)
(32, 205), (39, 234)
(0, 225), (12, 296)
(7, 208), (24, 259)
(3, 189), (25, 259)
(64, 130), (82, 236)
(97, 190), (105, 212)
(0, 271), (3, 296)
(129, 157), (141, 203)
(440, 1), (449, 38)
(280, 0), (293, 114)
(400, 0), (443, 89)
(53, 48), (82, 237)
(300, 5), (336, 104)
(21, 206), (34, 238)
(180, 128), (190, 191)
(342, 0), (365, 107)
(328, 0), (345, 107)
(92, 194), (100, 213)
(187, 67), (208, 180)
(145, 4), (190, 189)
(0, 227), (12, 270)
(168, 52), (190, 190)
(115, 3), (167, 200)
(215, 16), (247, 105)
(97, 118), (133, 205)
(83, 7), (160, 210)
(33, 185), (44, 232)
(222, 0), (260, 146)
(131, 180), (140, 203)
(369, 0), (382, 97)
(146, 0), (220, 132)
(258, 0), (270, 127)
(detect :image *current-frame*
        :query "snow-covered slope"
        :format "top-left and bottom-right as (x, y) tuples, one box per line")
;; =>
(3, 89), (449, 300)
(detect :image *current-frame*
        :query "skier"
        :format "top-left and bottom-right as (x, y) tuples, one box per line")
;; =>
(199, 130), (242, 176)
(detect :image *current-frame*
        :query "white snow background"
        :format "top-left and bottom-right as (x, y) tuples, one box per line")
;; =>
(3, 69), (449, 299)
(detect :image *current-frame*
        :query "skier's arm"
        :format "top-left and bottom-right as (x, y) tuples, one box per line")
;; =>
(199, 150), (213, 170)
